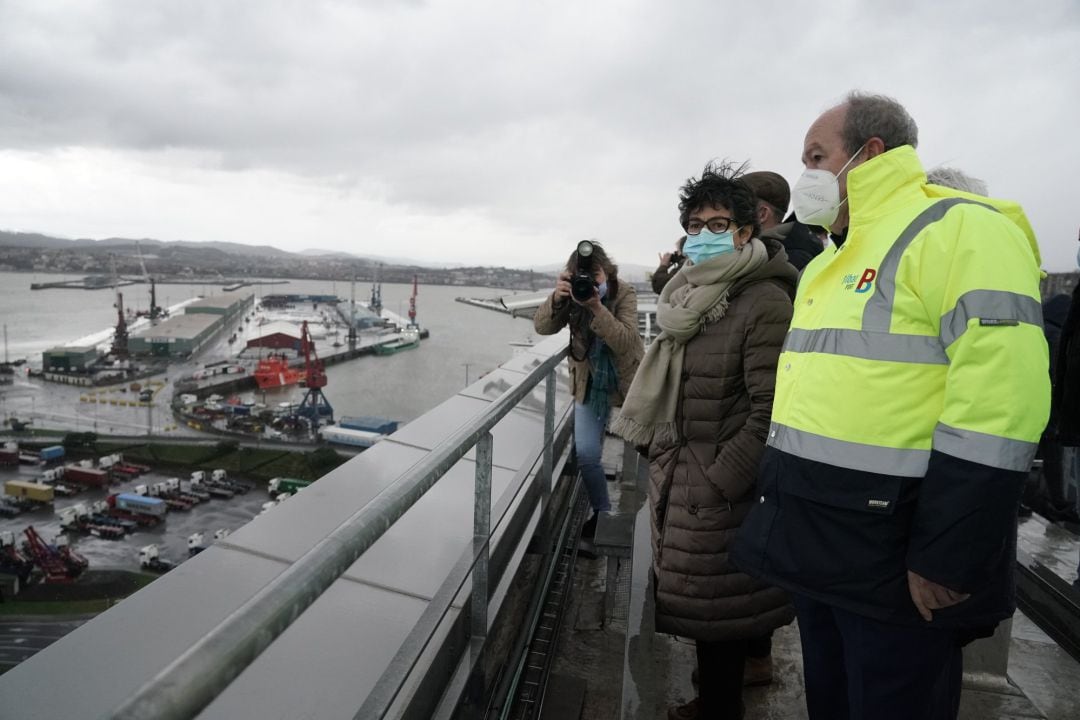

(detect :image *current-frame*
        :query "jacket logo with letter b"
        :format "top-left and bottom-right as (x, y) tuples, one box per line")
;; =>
(842, 268), (878, 293)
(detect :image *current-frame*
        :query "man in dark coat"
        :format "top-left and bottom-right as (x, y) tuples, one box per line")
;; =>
(1052, 230), (1080, 584)
(743, 170), (823, 271)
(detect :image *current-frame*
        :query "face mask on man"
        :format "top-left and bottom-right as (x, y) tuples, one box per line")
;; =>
(683, 228), (737, 265)
(791, 142), (868, 228)
(596, 281), (608, 300)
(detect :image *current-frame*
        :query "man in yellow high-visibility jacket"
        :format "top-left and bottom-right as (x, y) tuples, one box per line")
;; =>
(733, 91), (1050, 720)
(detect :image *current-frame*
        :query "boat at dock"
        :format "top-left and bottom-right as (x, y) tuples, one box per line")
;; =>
(253, 355), (304, 389)
(373, 327), (420, 356)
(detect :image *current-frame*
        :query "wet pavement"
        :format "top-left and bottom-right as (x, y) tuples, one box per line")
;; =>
(0, 461), (273, 573)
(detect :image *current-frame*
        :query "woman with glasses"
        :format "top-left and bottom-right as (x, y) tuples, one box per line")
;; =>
(613, 161), (796, 720)
(533, 241), (644, 537)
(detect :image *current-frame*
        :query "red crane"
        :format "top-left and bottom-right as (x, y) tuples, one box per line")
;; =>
(408, 274), (418, 327)
(296, 320), (333, 423)
(22, 526), (82, 583)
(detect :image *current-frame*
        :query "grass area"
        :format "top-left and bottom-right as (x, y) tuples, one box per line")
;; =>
(82, 439), (347, 482)
(0, 598), (113, 616)
(0, 570), (158, 616)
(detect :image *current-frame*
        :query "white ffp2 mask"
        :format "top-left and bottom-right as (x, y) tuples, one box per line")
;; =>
(791, 143), (867, 228)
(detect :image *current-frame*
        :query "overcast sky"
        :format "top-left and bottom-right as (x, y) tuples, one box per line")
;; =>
(1, 0), (1078, 271)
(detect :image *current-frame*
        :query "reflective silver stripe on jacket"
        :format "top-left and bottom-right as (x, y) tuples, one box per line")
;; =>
(932, 423), (1038, 472)
(861, 198), (999, 332)
(768, 422), (930, 478)
(783, 328), (948, 365)
(939, 289), (1044, 348)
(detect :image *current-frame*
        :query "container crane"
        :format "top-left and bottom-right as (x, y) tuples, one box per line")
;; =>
(135, 241), (166, 321)
(109, 254), (129, 358)
(408, 274), (419, 328)
(370, 263), (383, 316)
(295, 320), (333, 424)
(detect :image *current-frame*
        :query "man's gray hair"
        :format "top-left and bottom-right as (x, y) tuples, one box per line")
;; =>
(926, 166), (989, 196)
(841, 91), (919, 155)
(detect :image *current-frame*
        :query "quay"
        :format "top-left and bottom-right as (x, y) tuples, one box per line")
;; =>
(0, 334), (1076, 719)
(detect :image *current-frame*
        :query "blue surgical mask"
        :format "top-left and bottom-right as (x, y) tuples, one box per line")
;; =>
(596, 281), (608, 300)
(683, 228), (736, 265)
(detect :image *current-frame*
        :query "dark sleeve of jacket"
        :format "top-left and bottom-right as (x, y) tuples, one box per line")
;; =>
(704, 285), (792, 502)
(905, 454), (1025, 593)
(533, 291), (572, 336)
(781, 223), (823, 271)
(589, 285), (641, 358)
(651, 263), (676, 294)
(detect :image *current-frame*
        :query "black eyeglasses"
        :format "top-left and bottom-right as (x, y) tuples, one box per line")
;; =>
(685, 216), (735, 235)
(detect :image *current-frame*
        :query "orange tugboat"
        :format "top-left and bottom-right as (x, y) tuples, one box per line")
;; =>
(253, 353), (304, 389)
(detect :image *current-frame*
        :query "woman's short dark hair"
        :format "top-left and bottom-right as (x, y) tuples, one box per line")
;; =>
(678, 160), (761, 239)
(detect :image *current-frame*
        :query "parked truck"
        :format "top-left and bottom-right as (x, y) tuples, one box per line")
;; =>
(267, 477), (311, 497)
(112, 493), (167, 518)
(5, 480), (55, 504)
(138, 545), (174, 573)
(39, 445), (65, 463)
(0, 442), (18, 466)
(64, 465), (109, 488)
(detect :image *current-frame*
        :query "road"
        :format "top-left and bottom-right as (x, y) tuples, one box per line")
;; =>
(0, 616), (94, 670)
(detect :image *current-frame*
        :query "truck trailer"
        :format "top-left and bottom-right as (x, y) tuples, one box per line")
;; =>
(112, 493), (168, 518)
(39, 446), (65, 463)
(5, 481), (55, 504)
(64, 465), (109, 487)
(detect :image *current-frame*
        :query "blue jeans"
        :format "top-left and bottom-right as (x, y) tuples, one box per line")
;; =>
(574, 402), (610, 513)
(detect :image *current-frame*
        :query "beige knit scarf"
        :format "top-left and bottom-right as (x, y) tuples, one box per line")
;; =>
(611, 238), (768, 446)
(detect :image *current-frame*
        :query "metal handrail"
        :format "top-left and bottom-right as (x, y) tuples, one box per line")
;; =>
(104, 347), (569, 720)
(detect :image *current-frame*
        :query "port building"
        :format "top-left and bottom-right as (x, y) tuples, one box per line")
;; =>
(41, 346), (99, 372)
(183, 291), (252, 323)
(129, 291), (253, 357)
(245, 321), (303, 351)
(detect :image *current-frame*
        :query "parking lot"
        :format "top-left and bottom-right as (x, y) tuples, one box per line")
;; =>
(1, 460), (272, 574)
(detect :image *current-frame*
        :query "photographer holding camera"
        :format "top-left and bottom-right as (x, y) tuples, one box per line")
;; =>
(534, 241), (644, 537)
(652, 236), (687, 294)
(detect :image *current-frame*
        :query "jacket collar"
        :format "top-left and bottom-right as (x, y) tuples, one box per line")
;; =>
(846, 145), (926, 233)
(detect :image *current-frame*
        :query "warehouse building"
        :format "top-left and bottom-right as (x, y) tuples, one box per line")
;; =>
(245, 321), (303, 351)
(184, 291), (253, 322)
(41, 346), (99, 372)
(128, 314), (221, 357)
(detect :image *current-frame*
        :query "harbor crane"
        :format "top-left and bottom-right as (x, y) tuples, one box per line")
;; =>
(135, 241), (166, 321)
(294, 320), (333, 425)
(370, 263), (383, 316)
(408, 274), (419, 328)
(109, 254), (129, 358)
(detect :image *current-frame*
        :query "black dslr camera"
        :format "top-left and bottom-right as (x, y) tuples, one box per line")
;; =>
(571, 240), (598, 302)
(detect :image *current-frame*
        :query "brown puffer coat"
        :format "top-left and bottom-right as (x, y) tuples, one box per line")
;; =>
(533, 282), (644, 407)
(649, 238), (796, 641)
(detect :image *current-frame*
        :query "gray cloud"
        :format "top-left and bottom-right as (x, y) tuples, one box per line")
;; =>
(0, 0), (1077, 269)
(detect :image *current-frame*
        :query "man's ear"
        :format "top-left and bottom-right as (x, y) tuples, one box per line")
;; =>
(865, 136), (887, 159)
(757, 203), (770, 226)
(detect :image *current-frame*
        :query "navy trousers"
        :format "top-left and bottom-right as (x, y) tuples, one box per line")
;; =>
(794, 594), (963, 720)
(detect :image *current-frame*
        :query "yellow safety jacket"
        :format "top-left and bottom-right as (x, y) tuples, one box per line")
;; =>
(733, 146), (1050, 626)
(770, 145), (1049, 475)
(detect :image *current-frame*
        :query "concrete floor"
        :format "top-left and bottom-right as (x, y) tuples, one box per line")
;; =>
(550, 437), (1080, 720)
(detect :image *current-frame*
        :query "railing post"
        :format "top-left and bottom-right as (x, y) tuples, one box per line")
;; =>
(541, 370), (555, 510)
(472, 431), (493, 645)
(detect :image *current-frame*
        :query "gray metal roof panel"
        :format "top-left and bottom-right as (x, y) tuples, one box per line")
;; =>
(0, 546), (289, 720)
(195, 578), (430, 720)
